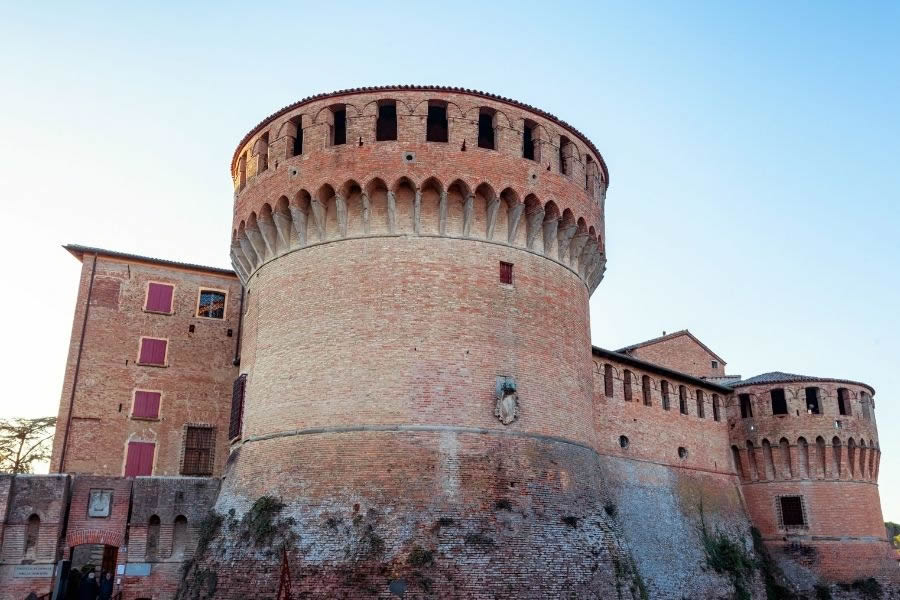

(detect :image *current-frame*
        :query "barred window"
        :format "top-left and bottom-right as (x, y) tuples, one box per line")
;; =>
(181, 426), (215, 476)
(197, 290), (226, 319)
(229, 374), (247, 440)
(778, 495), (807, 529)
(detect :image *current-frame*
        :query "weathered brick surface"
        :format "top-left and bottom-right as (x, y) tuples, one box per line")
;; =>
(618, 331), (726, 378)
(49, 253), (241, 477)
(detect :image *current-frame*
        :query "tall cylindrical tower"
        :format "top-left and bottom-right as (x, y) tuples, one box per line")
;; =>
(215, 87), (620, 597)
(727, 373), (894, 583)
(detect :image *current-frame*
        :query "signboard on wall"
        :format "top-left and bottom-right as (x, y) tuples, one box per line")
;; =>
(124, 563), (151, 576)
(14, 564), (55, 578)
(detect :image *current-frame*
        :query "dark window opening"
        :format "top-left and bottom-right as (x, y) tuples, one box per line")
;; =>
(623, 370), (633, 402)
(426, 103), (448, 142)
(332, 107), (346, 145)
(24, 514), (39, 558)
(376, 102), (397, 141)
(779, 496), (806, 528)
(805, 387), (821, 414)
(860, 392), (871, 421)
(696, 390), (705, 418)
(146, 515), (160, 560)
(229, 374), (247, 440)
(711, 360), (718, 369)
(642, 375), (651, 406)
(291, 116), (303, 156)
(499, 261), (513, 285)
(604, 364), (613, 397)
(771, 388), (788, 415)
(678, 446), (688, 459)
(739, 393), (753, 418)
(837, 388), (850, 416)
(559, 136), (570, 175)
(198, 290), (226, 319)
(523, 121), (537, 160)
(619, 435), (629, 449)
(478, 110), (495, 149)
(679, 385), (687, 415)
(181, 426), (215, 476)
(712, 394), (721, 421)
(585, 155), (594, 191)
(661, 380), (670, 410)
(256, 133), (269, 172)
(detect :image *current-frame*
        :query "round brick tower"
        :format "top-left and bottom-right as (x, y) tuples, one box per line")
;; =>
(217, 87), (623, 597)
(727, 373), (894, 584)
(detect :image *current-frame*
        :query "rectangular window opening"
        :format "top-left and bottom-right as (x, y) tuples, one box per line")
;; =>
(523, 121), (536, 160)
(499, 261), (513, 285)
(679, 385), (687, 415)
(623, 371), (633, 402)
(181, 426), (215, 476)
(604, 364), (614, 398)
(478, 111), (495, 150)
(229, 374), (247, 440)
(145, 282), (174, 314)
(711, 360), (718, 369)
(740, 393), (753, 418)
(805, 387), (820, 415)
(837, 389), (849, 416)
(133, 390), (161, 420)
(332, 107), (346, 146)
(426, 103), (448, 143)
(138, 338), (168, 366)
(559, 136), (570, 175)
(779, 496), (807, 529)
(198, 290), (226, 319)
(642, 375), (651, 407)
(661, 380), (670, 411)
(696, 390), (705, 418)
(291, 116), (303, 156)
(771, 388), (788, 415)
(376, 102), (398, 141)
(712, 394), (721, 421)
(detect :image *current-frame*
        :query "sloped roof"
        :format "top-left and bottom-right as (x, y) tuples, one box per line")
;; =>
(592, 346), (733, 393)
(728, 371), (875, 394)
(64, 244), (237, 277)
(616, 329), (726, 364)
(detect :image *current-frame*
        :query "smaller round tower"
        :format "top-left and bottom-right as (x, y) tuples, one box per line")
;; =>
(727, 372), (893, 583)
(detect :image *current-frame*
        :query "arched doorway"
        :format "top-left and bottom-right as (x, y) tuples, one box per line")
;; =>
(65, 529), (123, 579)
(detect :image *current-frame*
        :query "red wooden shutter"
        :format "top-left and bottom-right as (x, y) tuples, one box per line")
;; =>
(133, 391), (161, 419)
(499, 262), (513, 284)
(139, 338), (167, 365)
(146, 283), (174, 313)
(125, 441), (155, 477)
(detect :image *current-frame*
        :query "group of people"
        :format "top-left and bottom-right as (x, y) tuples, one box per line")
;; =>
(64, 569), (115, 600)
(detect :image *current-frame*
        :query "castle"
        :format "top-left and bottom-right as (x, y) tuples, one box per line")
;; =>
(0, 86), (895, 599)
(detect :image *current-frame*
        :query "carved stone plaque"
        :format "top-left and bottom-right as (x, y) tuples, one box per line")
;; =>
(88, 489), (113, 518)
(495, 391), (519, 425)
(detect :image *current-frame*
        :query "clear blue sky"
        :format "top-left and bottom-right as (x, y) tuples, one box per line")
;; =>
(1, 2), (897, 521)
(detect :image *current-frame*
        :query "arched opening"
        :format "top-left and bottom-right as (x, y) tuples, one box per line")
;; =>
(731, 445), (744, 478)
(780, 437), (793, 479)
(642, 375), (651, 406)
(815, 436), (827, 478)
(603, 364), (614, 398)
(832, 436), (842, 478)
(237, 152), (247, 191)
(24, 514), (39, 559)
(660, 380), (670, 411)
(696, 389), (705, 418)
(172, 516), (188, 558)
(762, 439), (775, 480)
(746, 441), (759, 480)
(847, 438), (856, 477)
(289, 115), (303, 156)
(328, 105), (346, 146)
(798, 437), (810, 479)
(254, 132), (269, 173)
(558, 135), (572, 175)
(71, 544), (118, 580)
(146, 515), (160, 560)
(678, 385), (687, 415)
(712, 394), (721, 421)
(858, 439), (867, 479)
(623, 370), (633, 402)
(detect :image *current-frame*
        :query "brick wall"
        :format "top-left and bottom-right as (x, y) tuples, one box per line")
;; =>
(624, 332), (725, 378)
(50, 254), (241, 478)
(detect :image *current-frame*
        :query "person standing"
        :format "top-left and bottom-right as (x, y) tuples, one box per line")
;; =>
(78, 571), (99, 600)
(98, 571), (114, 600)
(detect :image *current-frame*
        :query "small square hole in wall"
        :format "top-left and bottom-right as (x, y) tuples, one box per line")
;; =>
(499, 262), (513, 285)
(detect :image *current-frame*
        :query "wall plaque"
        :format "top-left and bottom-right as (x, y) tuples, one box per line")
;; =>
(88, 489), (113, 517)
(14, 564), (54, 578)
(125, 563), (151, 576)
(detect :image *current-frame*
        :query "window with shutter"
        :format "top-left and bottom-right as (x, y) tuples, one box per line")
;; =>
(132, 390), (161, 419)
(138, 338), (168, 366)
(499, 262), (513, 285)
(229, 374), (247, 440)
(125, 441), (155, 477)
(181, 426), (215, 476)
(144, 283), (174, 313)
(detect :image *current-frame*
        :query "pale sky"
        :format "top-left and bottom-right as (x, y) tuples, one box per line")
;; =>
(0, 2), (897, 522)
